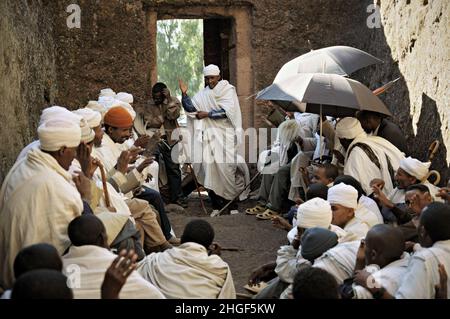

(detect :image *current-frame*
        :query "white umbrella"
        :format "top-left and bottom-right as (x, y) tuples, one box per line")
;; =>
(274, 46), (382, 83)
(256, 73), (391, 118)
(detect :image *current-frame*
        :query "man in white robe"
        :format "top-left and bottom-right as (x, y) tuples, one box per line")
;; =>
(0, 118), (87, 289)
(179, 65), (245, 212)
(137, 219), (236, 299)
(62, 214), (164, 299)
(328, 183), (370, 239)
(335, 117), (404, 196)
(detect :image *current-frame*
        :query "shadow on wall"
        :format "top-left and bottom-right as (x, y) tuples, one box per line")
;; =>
(414, 94), (449, 186)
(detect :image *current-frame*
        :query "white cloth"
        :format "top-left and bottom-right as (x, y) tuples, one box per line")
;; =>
(335, 117), (366, 140)
(99, 88), (116, 98)
(38, 119), (81, 151)
(353, 252), (410, 299)
(344, 135), (405, 196)
(203, 64), (220, 76)
(86, 101), (107, 120)
(395, 240), (450, 299)
(79, 119), (95, 143)
(137, 242), (236, 299)
(343, 217), (370, 239)
(313, 241), (360, 284)
(0, 148), (83, 288)
(62, 245), (164, 299)
(116, 92), (134, 104)
(400, 157), (431, 181)
(296, 198), (332, 229)
(356, 195), (383, 227)
(328, 183), (358, 209)
(187, 80), (243, 200)
(39, 106), (81, 126)
(73, 108), (102, 128)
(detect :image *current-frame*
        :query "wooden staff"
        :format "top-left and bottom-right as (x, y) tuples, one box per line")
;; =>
(97, 161), (111, 209)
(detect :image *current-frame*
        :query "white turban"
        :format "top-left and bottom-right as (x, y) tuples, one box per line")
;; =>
(39, 106), (81, 126)
(116, 92), (134, 104)
(86, 100), (107, 119)
(297, 198), (332, 229)
(399, 156), (431, 181)
(328, 183), (358, 209)
(335, 117), (366, 140)
(73, 108), (102, 128)
(38, 119), (81, 151)
(99, 88), (116, 98)
(203, 64), (220, 77)
(79, 119), (95, 143)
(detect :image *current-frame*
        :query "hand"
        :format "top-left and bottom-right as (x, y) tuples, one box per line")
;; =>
(435, 263), (448, 299)
(77, 143), (92, 177)
(73, 171), (92, 202)
(136, 157), (154, 173)
(116, 151), (131, 174)
(196, 111), (209, 120)
(248, 263), (276, 286)
(271, 216), (292, 232)
(162, 88), (171, 99)
(332, 150), (345, 165)
(208, 242), (222, 256)
(370, 178), (385, 190)
(372, 184), (393, 209)
(292, 233), (301, 250)
(134, 135), (150, 148)
(437, 187), (449, 202)
(129, 147), (144, 164)
(101, 249), (138, 299)
(294, 197), (304, 205)
(178, 79), (188, 95)
(354, 269), (372, 289)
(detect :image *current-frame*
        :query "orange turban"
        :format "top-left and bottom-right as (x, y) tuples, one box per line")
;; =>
(104, 107), (133, 128)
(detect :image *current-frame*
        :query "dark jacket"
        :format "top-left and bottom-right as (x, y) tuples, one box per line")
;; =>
(377, 118), (409, 155)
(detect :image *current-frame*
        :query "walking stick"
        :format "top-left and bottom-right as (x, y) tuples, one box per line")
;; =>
(214, 171), (262, 217)
(97, 161), (111, 209)
(175, 122), (209, 215)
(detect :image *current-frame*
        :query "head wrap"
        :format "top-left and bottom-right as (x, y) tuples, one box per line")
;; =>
(39, 106), (81, 126)
(73, 108), (102, 128)
(328, 183), (358, 209)
(301, 227), (338, 262)
(85, 101), (107, 120)
(115, 92), (134, 104)
(104, 107), (133, 128)
(203, 64), (220, 77)
(399, 157), (431, 181)
(297, 197), (332, 229)
(99, 88), (116, 98)
(335, 117), (366, 140)
(79, 119), (95, 143)
(38, 119), (81, 151)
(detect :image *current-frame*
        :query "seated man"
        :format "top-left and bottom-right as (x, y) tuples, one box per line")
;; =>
(62, 215), (165, 299)
(137, 219), (236, 299)
(350, 225), (410, 299)
(328, 183), (370, 239)
(292, 267), (339, 299)
(363, 202), (450, 299)
(335, 117), (404, 196)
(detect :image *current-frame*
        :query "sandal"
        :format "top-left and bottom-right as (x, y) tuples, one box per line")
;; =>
(256, 209), (279, 220)
(245, 205), (266, 215)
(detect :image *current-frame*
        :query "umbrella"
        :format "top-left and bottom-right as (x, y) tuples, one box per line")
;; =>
(256, 73), (391, 118)
(274, 46), (382, 82)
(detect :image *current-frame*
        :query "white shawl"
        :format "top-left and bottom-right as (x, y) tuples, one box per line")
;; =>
(63, 245), (164, 299)
(0, 148), (83, 288)
(137, 242), (236, 299)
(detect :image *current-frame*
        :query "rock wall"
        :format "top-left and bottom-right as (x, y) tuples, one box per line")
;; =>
(0, 0), (57, 183)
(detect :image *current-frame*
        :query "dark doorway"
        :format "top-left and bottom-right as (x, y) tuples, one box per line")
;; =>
(203, 18), (234, 82)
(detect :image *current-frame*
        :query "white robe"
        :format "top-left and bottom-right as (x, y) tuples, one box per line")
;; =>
(344, 135), (405, 196)
(62, 245), (164, 299)
(356, 195), (383, 228)
(343, 217), (370, 239)
(313, 241), (360, 284)
(0, 148), (83, 288)
(137, 242), (236, 299)
(353, 252), (410, 299)
(187, 80), (243, 200)
(395, 240), (450, 299)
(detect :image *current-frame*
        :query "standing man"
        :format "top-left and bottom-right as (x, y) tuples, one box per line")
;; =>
(179, 64), (244, 213)
(135, 83), (186, 207)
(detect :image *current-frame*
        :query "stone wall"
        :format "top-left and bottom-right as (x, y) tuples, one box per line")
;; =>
(0, 0), (57, 183)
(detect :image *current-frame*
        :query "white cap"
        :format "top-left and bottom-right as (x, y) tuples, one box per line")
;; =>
(203, 64), (220, 77)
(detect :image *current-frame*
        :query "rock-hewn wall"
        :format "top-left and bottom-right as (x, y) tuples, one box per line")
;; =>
(0, 0), (57, 183)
